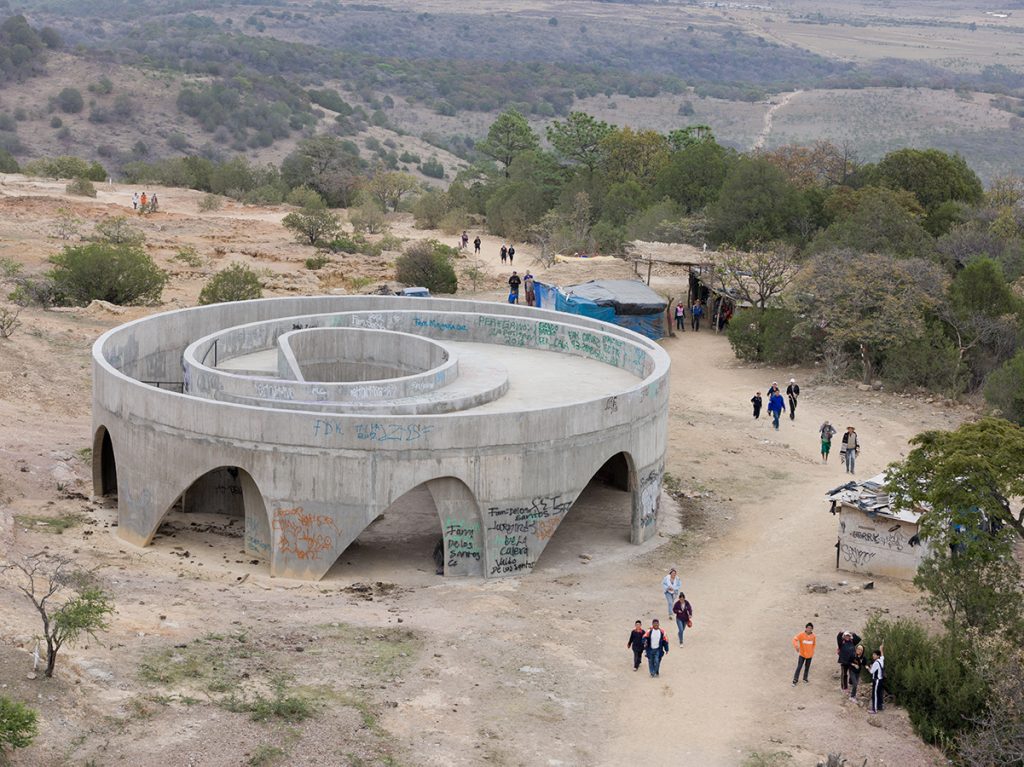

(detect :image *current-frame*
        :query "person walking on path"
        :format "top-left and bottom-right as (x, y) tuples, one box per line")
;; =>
(690, 300), (704, 331)
(523, 272), (535, 307)
(751, 392), (763, 420)
(819, 421), (836, 463)
(674, 302), (686, 332)
(786, 378), (800, 421)
(662, 568), (681, 617)
(508, 271), (521, 304)
(132, 191), (139, 210)
(837, 630), (861, 693)
(139, 192), (148, 210)
(767, 389), (786, 430)
(840, 426), (860, 474)
(461, 231), (469, 250)
(500, 244), (508, 264)
(643, 619), (669, 677)
(767, 381), (780, 398)
(847, 644), (866, 701)
(473, 235), (481, 254)
(507, 244), (515, 264)
(869, 649), (885, 713)
(627, 620), (646, 672)
(792, 622), (816, 685)
(672, 593), (692, 646)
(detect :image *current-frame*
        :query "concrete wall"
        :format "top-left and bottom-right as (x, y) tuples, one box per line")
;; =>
(93, 297), (670, 581)
(836, 506), (928, 580)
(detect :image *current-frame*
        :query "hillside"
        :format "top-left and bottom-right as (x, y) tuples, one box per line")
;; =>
(2, 1), (1024, 179)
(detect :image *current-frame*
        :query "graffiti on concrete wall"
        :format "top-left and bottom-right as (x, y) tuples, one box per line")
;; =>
(272, 507), (338, 561)
(841, 543), (876, 568)
(639, 467), (662, 529)
(443, 518), (481, 567)
(484, 495), (573, 575)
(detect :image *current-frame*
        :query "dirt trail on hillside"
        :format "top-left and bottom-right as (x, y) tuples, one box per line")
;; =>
(754, 90), (802, 150)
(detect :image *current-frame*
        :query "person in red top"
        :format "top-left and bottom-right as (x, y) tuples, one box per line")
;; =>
(792, 622), (816, 686)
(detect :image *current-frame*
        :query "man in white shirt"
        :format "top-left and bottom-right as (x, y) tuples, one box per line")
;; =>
(644, 618), (669, 677)
(662, 568), (681, 618)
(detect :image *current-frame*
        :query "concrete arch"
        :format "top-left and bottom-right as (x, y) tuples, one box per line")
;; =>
(176, 465), (272, 562)
(92, 425), (118, 497)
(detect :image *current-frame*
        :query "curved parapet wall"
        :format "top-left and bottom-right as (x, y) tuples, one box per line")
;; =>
(92, 296), (671, 580)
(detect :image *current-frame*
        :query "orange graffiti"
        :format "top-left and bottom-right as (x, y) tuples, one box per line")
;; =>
(272, 507), (338, 561)
(534, 516), (561, 541)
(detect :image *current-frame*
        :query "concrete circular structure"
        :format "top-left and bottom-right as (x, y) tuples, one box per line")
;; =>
(92, 296), (670, 580)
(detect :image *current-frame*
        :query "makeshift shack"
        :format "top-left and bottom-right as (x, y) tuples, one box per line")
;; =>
(534, 279), (668, 340)
(826, 473), (928, 580)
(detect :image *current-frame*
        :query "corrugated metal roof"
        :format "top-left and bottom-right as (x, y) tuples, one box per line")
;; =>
(825, 472), (924, 523)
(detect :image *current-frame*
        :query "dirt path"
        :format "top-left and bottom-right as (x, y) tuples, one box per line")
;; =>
(594, 330), (953, 765)
(753, 90), (802, 150)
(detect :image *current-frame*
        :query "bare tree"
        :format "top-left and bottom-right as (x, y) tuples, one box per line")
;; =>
(720, 244), (800, 310)
(2, 552), (114, 678)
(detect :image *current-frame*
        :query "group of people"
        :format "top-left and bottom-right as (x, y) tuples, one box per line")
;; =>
(626, 568), (694, 677)
(751, 379), (800, 430)
(673, 298), (733, 332)
(507, 271), (536, 306)
(130, 191), (158, 213)
(791, 623), (886, 714)
(460, 231), (482, 255)
(750, 379), (863, 472)
(500, 243), (516, 264)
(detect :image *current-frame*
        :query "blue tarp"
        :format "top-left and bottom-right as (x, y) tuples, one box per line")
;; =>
(534, 280), (665, 340)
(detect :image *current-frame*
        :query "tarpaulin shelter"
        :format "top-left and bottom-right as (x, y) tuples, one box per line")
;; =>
(534, 279), (667, 340)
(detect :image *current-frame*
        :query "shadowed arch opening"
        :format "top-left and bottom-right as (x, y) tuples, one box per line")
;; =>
(327, 477), (481, 581)
(92, 426), (118, 496)
(532, 451), (636, 574)
(149, 466), (271, 566)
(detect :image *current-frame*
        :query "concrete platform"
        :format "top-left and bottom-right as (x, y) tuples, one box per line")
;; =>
(92, 296), (670, 580)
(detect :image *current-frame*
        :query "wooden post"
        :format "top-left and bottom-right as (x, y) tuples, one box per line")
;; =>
(646, 257), (652, 286)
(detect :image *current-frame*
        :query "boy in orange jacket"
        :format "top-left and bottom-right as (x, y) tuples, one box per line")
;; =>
(792, 622), (816, 686)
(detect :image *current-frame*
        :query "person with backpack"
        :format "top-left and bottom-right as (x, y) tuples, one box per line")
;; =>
(840, 426), (860, 474)
(643, 618), (669, 677)
(767, 389), (786, 430)
(836, 630), (862, 693)
(690, 300), (704, 331)
(626, 619), (646, 671)
(786, 378), (800, 421)
(672, 593), (692, 646)
(792, 622), (816, 685)
(508, 271), (521, 304)
(819, 421), (836, 463)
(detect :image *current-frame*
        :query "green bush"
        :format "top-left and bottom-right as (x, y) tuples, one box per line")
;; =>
(172, 246), (204, 268)
(395, 240), (457, 294)
(420, 157), (444, 179)
(94, 216), (145, 246)
(282, 207), (341, 246)
(883, 325), (966, 394)
(65, 177), (97, 198)
(985, 349), (1024, 425)
(412, 189), (450, 229)
(861, 616), (989, 749)
(198, 193), (222, 212)
(0, 696), (38, 754)
(48, 243), (166, 306)
(199, 263), (263, 305)
(24, 156), (106, 181)
(55, 87), (84, 114)
(726, 308), (818, 365)
(285, 185), (323, 209)
(326, 234), (366, 254)
(304, 253), (330, 270)
(0, 148), (18, 173)
(8, 274), (57, 308)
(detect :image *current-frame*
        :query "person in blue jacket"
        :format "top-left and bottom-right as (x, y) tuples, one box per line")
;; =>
(767, 389), (786, 430)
